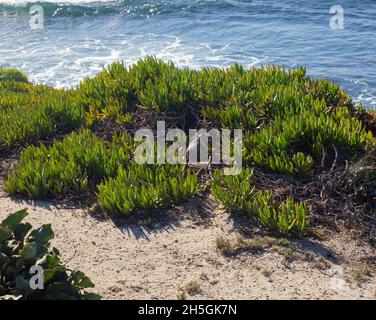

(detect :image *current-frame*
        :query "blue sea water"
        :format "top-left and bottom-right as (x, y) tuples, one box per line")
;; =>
(0, 0), (375, 108)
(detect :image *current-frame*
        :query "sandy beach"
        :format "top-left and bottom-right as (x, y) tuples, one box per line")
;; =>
(1, 186), (375, 300)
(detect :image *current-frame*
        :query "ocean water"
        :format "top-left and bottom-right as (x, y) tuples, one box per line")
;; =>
(0, 0), (375, 108)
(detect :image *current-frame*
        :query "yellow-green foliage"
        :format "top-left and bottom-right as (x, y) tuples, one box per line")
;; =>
(77, 58), (373, 175)
(129, 57), (197, 113)
(77, 62), (132, 125)
(211, 168), (256, 213)
(78, 57), (200, 123)
(212, 169), (309, 236)
(0, 68), (28, 83)
(79, 58), (309, 122)
(246, 105), (373, 175)
(202, 104), (258, 132)
(2, 59), (374, 221)
(0, 81), (83, 148)
(6, 129), (133, 198)
(97, 163), (199, 216)
(254, 192), (308, 236)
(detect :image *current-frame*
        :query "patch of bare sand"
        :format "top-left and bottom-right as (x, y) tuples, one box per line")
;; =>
(1, 193), (375, 300)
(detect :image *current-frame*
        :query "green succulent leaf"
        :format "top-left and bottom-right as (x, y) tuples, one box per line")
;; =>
(71, 271), (95, 289)
(29, 224), (54, 244)
(2, 209), (28, 231)
(20, 242), (38, 261)
(0, 227), (12, 242)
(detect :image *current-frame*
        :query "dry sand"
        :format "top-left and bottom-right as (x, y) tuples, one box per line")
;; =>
(0, 184), (375, 299)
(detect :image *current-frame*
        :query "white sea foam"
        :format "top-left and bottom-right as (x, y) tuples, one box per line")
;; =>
(0, 0), (116, 5)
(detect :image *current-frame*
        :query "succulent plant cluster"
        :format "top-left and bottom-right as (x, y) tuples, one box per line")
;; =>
(1, 58), (374, 236)
(0, 80), (83, 149)
(211, 169), (308, 236)
(97, 163), (199, 215)
(6, 129), (133, 198)
(0, 69), (28, 83)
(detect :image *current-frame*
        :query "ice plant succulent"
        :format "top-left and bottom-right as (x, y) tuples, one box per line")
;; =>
(212, 169), (309, 236)
(2, 58), (374, 229)
(97, 163), (199, 216)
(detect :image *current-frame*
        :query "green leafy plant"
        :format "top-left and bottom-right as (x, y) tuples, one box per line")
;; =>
(3, 59), (374, 227)
(77, 62), (132, 125)
(211, 169), (309, 236)
(0, 209), (99, 300)
(255, 193), (309, 236)
(211, 168), (256, 213)
(97, 163), (199, 216)
(0, 68), (28, 83)
(0, 81), (83, 148)
(6, 129), (134, 198)
(245, 106), (373, 175)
